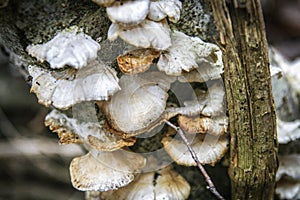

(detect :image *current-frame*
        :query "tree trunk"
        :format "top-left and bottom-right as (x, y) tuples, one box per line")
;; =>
(207, 0), (278, 199)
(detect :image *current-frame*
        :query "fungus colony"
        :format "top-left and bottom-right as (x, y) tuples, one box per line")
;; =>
(26, 0), (229, 199)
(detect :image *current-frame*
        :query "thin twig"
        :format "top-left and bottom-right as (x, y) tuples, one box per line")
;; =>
(164, 120), (225, 200)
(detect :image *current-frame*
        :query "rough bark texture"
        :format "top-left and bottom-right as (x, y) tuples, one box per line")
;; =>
(207, 0), (278, 199)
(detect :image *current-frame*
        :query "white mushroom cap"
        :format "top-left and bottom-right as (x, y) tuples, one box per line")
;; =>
(277, 119), (300, 144)
(178, 115), (228, 136)
(165, 83), (226, 118)
(162, 134), (228, 166)
(100, 166), (190, 200)
(157, 31), (223, 76)
(277, 154), (300, 181)
(106, 0), (150, 25)
(45, 109), (136, 151)
(99, 72), (173, 137)
(108, 19), (172, 50)
(26, 31), (100, 69)
(70, 150), (146, 191)
(148, 0), (182, 23)
(177, 65), (223, 83)
(276, 177), (300, 200)
(92, 0), (115, 7)
(28, 60), (120, 109)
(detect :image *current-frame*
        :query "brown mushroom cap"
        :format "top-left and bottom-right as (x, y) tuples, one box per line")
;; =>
(70, 150), (146, 191)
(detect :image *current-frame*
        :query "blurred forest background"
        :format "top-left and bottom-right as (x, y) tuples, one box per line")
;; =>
(0, 0), (299, 199)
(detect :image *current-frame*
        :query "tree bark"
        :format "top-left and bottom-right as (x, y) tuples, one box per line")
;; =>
(207, 0), (278, 199)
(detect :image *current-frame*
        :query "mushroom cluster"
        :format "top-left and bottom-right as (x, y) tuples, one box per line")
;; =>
(25, 0), (228, 199)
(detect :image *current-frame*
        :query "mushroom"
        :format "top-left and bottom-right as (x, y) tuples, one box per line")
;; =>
(106, 0), (150, 25)
(108, 19), (172, 50)
(26, 30), (100, 69)
(28, 60), (120, 109)
(98, 72), (175, 137)
(162, 134), (228, 166)
(44, 109), (136, 151)
(70, 150), (146, 191)
(157, 31), (223, 76)
(148, 0), (182, 23)
(91, 0), (115, 7)
(165, 82), (226, 118)
(117, 48), (160, 74)
(276, 177), (300, 199)
(100, 166), (190, 200)
(177, 66), (223, 83)
(178, 115), (228, 136)
(277, 119), (300, 144)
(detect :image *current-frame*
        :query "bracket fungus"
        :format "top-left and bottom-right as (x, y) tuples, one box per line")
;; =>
(28, 60), (120, 109)
(148, 0), (182, 23)
(99, 72), (175, 137)
(70, 150), (146, 192)
(26, 30), (101, 69)
(100, 166), (191, 200)
(157, 31), (223, 76)
(162, 134), (229, 166)
(277, 119), (300, 144)
(45, 109), (136, 151)
(106, 0), (150, 25)
(108, 19), (172, 50)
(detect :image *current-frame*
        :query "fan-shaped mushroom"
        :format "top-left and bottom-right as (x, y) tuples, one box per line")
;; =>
(28, 60), (120, 109)
(277, 119), (300, 144)
(108, 19), (171, 50)
(106, 0), (150, 25)
(100, 166), (190, 200)
(99, 72), (174, 137)
(117, 48), (160, 74)
(148, 0), (182, 23)
(157, 31), (223, 76)
(178, 115), (228, 136)
(70, 150), (146, 191)
(45, 109), (135, 151)
(162, 134), (228, 166)
(26, 30), (100, 69)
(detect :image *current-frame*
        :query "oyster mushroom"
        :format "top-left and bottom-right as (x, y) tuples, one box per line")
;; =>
(178, 115), (228, 136)
(26, 30), (100, 69)
(157, 31), (223, 76)
(277, 119), (300, 144)
(276, 178), (300, 200)
(108, 19), (172, 50)
(28, 60), (120, 109)
(106, 0), (150, 25)
(44, 109), (136, 151)
(148, 0), (182, 23)
(100, 166), (190, 200)
(91, 0), (115, 7)
(165, 83), (226, 118)
(117, 48), (160, 74)
(99, 72), (175, 137)
(162, 134), (228, 166)
(70, 150), (146, 191)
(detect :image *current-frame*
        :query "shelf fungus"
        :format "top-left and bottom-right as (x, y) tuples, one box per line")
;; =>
(100, 166), (190, 200)
(165, 83), (226, 118)
(148, 0), (182, 23)
(178, 115), (228, 136)
(117, 48), (160, 74)
(277, 119), (300, 144)
(157, 31), (223, 76)
(44, 109), (135, 151)
(98, 72), (175, 138)
(26, 30), (100, 69)
(28, 60), (120, 109)
(276, 155), (300, 199)
(108, 19), (172, 50)
(106, 0), (150, 25)
(162, 134), (228, 166)
(70, 150), (146, 191)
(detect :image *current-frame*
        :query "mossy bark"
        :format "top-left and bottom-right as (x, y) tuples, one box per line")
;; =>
(207, 0), (278, 199)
